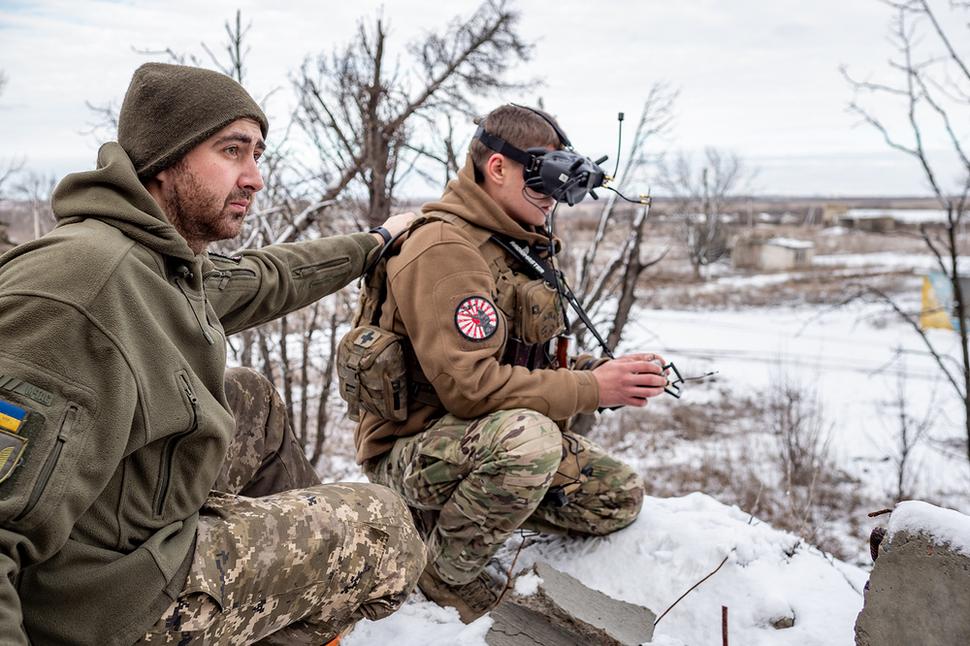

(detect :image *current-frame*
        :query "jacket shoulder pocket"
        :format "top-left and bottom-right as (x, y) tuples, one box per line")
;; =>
(0, 392), (92, 528)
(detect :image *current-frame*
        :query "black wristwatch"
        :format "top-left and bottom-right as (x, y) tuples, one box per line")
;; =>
(369, 226), (392, 246)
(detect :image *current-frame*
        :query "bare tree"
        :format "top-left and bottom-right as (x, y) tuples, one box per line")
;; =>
(565, 85), (677, 351)
(405, 111), (465, 188)
(657, 148), (752, 280)
(0, 69), (23, 199)
(560, 86), (676, 434)
(843, 0), (970, 463)
(293, 0), (531, 227)
(14, 172), (57, 240)
(879, 351), (935, 501)
(767, 373), (835, 543)
(199, 9), (249, 84)
(0, 68), (23, 249)
(138, 9), (251, 82)
(85, 10), (257, 145)
(0, 160), (22, 204)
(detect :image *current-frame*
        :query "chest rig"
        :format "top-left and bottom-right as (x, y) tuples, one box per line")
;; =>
(423, 211), (568, 369)
(483, 230), (567, 371)
(336, 212), (567, 423)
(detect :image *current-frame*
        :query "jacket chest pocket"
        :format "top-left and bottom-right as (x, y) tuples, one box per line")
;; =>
(152, 370), (199, 517)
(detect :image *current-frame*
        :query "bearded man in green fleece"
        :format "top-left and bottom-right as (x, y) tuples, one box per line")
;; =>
(0, 63), (425, 645)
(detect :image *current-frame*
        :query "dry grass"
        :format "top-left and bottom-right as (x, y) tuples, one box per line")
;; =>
(640, 267), (916, 310)
(590, 383), (872, 561)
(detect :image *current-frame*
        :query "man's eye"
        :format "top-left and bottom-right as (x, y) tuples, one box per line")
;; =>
(254, 153), (262, 164)
(225, 146), (239, 156)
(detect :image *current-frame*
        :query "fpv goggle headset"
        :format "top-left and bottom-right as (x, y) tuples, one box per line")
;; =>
(473, 104), (608, 207)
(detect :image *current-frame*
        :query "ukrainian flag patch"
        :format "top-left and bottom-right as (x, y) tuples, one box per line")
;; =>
(0, 400), (27, 434)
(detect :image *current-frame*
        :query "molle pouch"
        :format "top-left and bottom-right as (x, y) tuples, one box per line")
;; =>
(337, 325), (409, 422)
(493, 270), (518, 316)
(515, 278), (565, 344)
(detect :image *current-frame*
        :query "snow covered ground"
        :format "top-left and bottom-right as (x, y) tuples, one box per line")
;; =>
(814, 251), (970, 272)
(346, 494), (868, 646)
(626, 276), (969, 508)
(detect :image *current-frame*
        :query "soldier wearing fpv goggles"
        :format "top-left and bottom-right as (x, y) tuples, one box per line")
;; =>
(345, 104), (669, 622)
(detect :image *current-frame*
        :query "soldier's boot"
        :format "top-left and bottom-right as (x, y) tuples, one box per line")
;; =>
(418, 565), (504, 623)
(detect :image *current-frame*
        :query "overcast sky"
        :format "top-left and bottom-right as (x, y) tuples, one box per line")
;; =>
(0, 0), (966, 197)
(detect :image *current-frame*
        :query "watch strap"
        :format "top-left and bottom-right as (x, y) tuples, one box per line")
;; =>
(369, 226), (392, 245)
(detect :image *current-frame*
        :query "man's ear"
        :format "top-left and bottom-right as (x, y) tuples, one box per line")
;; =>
(484, 153), (506, 185)
(143, 169), (170, 210)
(152, 166), (173, 187)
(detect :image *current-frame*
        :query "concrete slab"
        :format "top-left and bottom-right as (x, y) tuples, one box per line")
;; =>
(486, 562), (655, 646)
(855, 530), (970, 645)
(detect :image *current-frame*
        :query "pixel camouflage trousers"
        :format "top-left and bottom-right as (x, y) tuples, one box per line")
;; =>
(137, 367), (425, 645)
(364, 408), (644, 586)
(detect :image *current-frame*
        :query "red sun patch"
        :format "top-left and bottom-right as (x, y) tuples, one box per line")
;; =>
(455, 296), (498, 341)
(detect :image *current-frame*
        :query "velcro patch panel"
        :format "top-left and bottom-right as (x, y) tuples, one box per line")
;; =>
(0, 399), (27, 434)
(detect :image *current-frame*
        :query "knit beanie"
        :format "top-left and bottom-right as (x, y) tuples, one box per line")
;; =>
(117, 62), (269, 179)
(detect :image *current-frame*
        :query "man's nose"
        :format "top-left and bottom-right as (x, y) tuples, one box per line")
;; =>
(240, 157), (264, 193)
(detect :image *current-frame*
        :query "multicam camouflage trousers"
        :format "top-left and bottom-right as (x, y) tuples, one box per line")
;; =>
(137, 367), (425, 645)
(363, 408), (643, 586)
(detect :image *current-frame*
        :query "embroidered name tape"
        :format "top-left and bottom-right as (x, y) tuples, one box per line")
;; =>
(0, 376), (54, 407)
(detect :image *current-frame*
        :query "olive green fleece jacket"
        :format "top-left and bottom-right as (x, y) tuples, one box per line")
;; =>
(0, 142), (379, 645)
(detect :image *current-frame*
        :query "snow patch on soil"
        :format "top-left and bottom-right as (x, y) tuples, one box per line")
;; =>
(345, 494), (867, 645)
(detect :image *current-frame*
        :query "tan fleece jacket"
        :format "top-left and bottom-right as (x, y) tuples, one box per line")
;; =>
(354, 159), (600, 463)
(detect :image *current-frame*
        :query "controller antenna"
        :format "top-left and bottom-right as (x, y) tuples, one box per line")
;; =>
(612, 111), (624, 180)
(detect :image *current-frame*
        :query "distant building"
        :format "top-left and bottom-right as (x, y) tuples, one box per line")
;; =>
(821, 203), (849, 227)
(733, 236), (814, 271)
(837, 213), (895, 233)
(838, 208), (949, 232)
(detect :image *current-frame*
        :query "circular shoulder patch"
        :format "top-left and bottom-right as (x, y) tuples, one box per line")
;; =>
(455, 296), (499, 341)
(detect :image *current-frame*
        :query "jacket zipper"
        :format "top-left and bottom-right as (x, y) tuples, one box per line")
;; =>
(153, 373), (199, 517)
(175, 269), (215, 346)
(292, 257), (349, 277)
(15, 404), (78, 521)
(204, 267), (257, 290)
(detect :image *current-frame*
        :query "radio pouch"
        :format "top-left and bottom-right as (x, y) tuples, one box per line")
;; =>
(515, 277), (566, 344)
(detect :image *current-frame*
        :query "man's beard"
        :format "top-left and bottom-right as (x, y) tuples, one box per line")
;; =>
(165, 163), (251, 250)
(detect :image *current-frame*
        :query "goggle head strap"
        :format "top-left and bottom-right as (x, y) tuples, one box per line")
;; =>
(473, 125), (539, 171)
(509, 103), (573, 150)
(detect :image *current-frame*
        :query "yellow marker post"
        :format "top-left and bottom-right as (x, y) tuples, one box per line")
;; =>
(921, 276), (955, 331)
